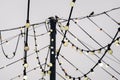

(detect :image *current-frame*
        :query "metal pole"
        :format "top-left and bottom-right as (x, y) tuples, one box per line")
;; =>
(49, 17), (57, 80)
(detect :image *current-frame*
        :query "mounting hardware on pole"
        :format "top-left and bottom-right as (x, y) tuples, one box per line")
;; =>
(49, 17), (57, 80)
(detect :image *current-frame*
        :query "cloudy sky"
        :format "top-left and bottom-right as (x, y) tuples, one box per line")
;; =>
(0, 0), (120, 80)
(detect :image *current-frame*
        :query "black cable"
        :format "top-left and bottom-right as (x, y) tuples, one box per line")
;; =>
(32, 25), (43, 70)
(104, 12), (120, 25)
(0, 31), (20, 59)
(57, 0), (76, 57)
(57, 25), (119, 80)
(87, 17), (113, 39)
(0, 45), (49, 70)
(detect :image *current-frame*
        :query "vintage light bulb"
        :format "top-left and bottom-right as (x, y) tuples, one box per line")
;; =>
(25, 23), (30, 28)
(64, 26), (69, 31)
(89, 51), (95, 55)
(60, 25), (65, 30)
(48, 63), (53, 67)
(115, 39), (120, 46)
(99, 62), (103, 67)
(108, 49), (113, 55)
(84, 76), (88, 80)
(50, 29), (53, 32)
(23, 63), (28, 68)
(24, 46), (29, 51)
(70, 1), (75, 7)
(97, 49), (101, 54)
(47, 70), (51, 75)
(63, 40), (69, 47)
(23, 75), (28, 80)
(51, 38), (54, 42)
(41, 71), (46, 76)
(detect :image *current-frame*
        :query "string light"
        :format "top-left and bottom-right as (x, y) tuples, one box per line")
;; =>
(99, 62), (104, 67)
(89, 51), (95, 55)
(97, 49), (101, 54)
(63, 39), (69, 47)
(107, 48), (113, 55)
(25, 23), (30, 28)
(23, 63), (29, 68)
(84, 75), (88, 80)
(47, 70), (51, 75)
(114, 38), (120, 46)
(0, 0), (119, 77)
(48, 63), (53, 67)
(23, 75), (28, 80)
(70, 0), (76, 7)
(24, 46), (29, 51)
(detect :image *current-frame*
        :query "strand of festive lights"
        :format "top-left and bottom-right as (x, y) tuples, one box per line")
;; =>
(83, 28), (120, 79)
(57, 25), (120, 65)
(10, 64), (66, 80)
(67, 28), (120, 76)
(71, 20), (120, 74)
(0, 45), (49, 70)
(32, 25), (44, 71)
(71, 19), (120, 62)
(32, 25), (52, 79)
(56, 0), (76, 57)
(0, 31), (21, 59)
(23, 0), (31, 79)
(0, 3), (119, 79)
(56, 55), (91, 80)
(56, 21), (120, 79)
(0, 7), (120, 33)
(41, 48), (50, 79)
(56, 39), (119, 80)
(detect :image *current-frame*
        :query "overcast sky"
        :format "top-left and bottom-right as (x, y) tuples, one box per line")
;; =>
(0, 0), (120, 80)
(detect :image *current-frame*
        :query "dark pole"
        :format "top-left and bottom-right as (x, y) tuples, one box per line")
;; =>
(23, 0), (30, 79)
(49, 17), (57, 80)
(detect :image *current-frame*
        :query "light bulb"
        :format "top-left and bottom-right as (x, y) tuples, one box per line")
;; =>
(89, 51), (95, 55)
(115, 39), (120, 46)
(97, 49), (101, 54)
(23, 75), (28, 80)
(84, 77), (88, 80)
(41, 71), (46, 76)
(108, 49), (113, 55)
(51, 39), (54, 42)
(63, 40), (69, 47)
(99, 62), (103, 67)
(60, 25), (65, 30)
(75, 38), (78, 41)
(79, 50), (83, 54)
(23, 63), (28, 68)
(50, 29), (53, 32)
(65, 75), (69, 79)
(25, 23), (30, 28)
(70, 1), (75, 7)
(64, 26), (69, 31)
(24, 46), (29, 51)
(48, 63), (53, 67)
(47, 71), (51, 75)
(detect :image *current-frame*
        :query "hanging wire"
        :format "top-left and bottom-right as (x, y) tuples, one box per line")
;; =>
(32, 25), (44, 70)
(56, 23), (120, 79)
(0, 31), (21, 59)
